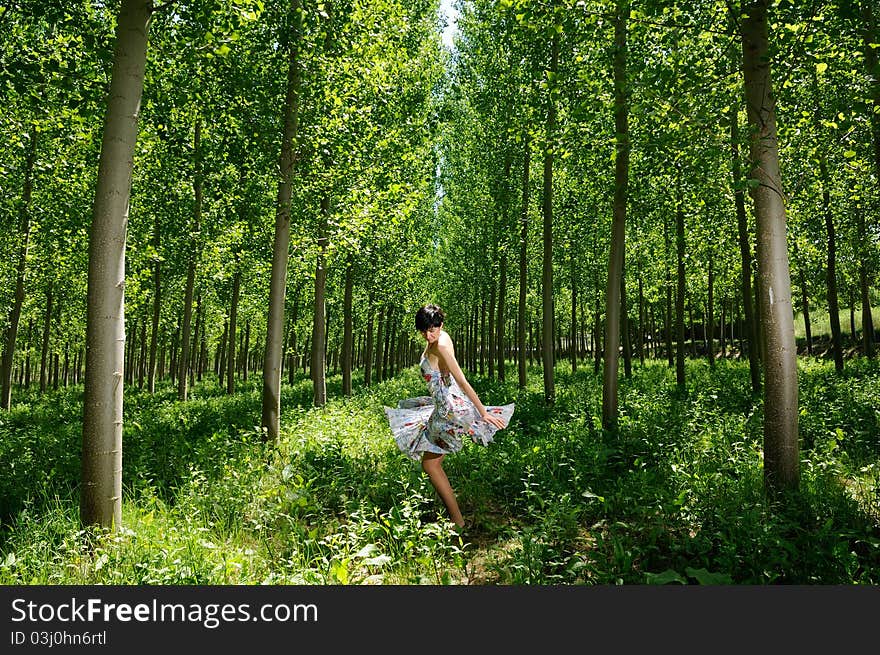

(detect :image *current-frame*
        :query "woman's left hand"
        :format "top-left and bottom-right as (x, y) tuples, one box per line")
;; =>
(481, 413), (506, 429)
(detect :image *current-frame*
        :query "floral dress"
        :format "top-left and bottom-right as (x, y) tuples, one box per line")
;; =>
(385, 354), (515, 461)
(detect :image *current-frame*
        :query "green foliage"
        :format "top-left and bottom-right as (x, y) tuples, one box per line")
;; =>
(1, 359), (877, 585)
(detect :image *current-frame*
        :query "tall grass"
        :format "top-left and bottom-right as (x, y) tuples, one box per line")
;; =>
(0, 358), (877, 585)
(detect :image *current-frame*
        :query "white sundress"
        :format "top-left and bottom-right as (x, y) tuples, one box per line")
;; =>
(384, 354), (515, 461)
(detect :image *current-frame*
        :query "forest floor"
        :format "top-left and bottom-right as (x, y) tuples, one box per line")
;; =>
(0, 356), (878, 585)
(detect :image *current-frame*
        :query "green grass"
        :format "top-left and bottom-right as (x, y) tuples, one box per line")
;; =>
(793, 306), (880, 341)
(0, 357), (878, 585)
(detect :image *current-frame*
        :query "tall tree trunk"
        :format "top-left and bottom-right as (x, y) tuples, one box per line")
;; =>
(342, 254), (354, 396)
(312, 194), (329, 407)
(862, 1), (880, 190)
(227, 267), (240, 394)
(857, 203), (875, 357)
(1, 127), (37, 410)
(621, 274), (632, 379)
(730, 94), (762, 393)
(663, 212), (674, 368)
(364, 292), (374, 386)
(517, 133), (530, 389)
(741, 0), (799, 493)
(707, 246), (715, 368)
(147, 213), (161, 393)
(541, 30), (559, 406)
(261, 0), (302, 441)
(190, 292), (201, 388)
(637, 273), (645, 365)
(675, 184), (686, 389)
(819, 159), (843, 371)
(178, 117), (202, 401)
(497, 249), (507, 382)
(570, 249), (577, 373)
(792, 241), (813, 355)
(602, 2), (629, 428)
(40, 283), (53, 393)
(81, 0), (152, 530)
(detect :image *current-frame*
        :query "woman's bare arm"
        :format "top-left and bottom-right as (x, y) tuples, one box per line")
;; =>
(436, 334), (506, 429)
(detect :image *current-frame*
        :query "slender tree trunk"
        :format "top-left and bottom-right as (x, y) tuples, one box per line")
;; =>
(541, 30), (559, 406)
(497, 250), (507, 382)
(707, 247), (715, 368)
(137, 316), (147, 388)
(741, 0), (799, 493)
(730, 92), (761, 393)
(342, 255), (354, 396)
(621, 274), (632, 379)
(637, 273), (645, 366)
(364, 293), (374, 386)
(602, 2), (629, 428)
(40, 284), (53, 393)
(261, 0), (302, 441)
(312, 194), (329, 407)
(862, 1), (880, 191)
(675, 184), (686, 389)
(793, 241), (813, 355)
(190, 292), (201, 388)
(517, 133), (530, 389)
(227, 268), (240, 394)
(178, 118), (202, 401)
(1, 127), (37, 410)
(663, 213), (674, 368)
(147, 216), (160, 393)
(81, 0), (152, 530)
(856, 203), (875, 357)
(818, 160), (844, 371)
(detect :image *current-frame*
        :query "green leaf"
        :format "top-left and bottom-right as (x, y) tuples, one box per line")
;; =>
(843, 150), (856, 159)
(685, 567), (734, 585)
(815, 62), (828, 74)
(646, 569), (687, 585)
(581, 489), (605, 502)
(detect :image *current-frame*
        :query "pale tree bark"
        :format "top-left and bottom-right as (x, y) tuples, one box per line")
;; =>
(517, 132), (531, 389)
(261, 0), (302, 441)
(602, 1), (629, 429)
(312, 195), (329, 407)
(707, 245), (716, 368)
(497, 249), (507, 382)
(342, 254), (354, 396)
(177, 117), (202, 401)
(675, 184), (686, 388)
(1, 127), (37, 409)
(147, 211), (160, 393)
(740, 0), (799, 493)
(541, 30), (559, 406)
(227, 265), (240, 394)
(81, 0), (152, 530)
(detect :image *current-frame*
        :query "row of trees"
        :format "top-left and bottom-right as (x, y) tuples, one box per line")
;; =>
(1, 0), (877, 528)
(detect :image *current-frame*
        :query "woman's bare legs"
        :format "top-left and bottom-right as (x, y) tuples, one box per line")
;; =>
(421, 452), (464, 528)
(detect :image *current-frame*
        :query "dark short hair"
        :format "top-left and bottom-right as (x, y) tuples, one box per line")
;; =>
(415, 304), (445, 332)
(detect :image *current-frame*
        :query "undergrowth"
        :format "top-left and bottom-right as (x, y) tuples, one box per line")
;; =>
(0, 357), (877, 585)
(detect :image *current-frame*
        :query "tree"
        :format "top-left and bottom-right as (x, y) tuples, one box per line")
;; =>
(80, 0), (153, 530)
(739, 0), (799, 493)
(602, 0), (630, 429)
(261, 0), (302, 441)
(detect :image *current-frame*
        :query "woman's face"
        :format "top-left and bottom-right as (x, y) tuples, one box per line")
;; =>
(420, 325), (442, 344)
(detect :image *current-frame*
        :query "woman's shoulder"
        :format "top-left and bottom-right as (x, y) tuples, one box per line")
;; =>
(437, 331), (454, 350)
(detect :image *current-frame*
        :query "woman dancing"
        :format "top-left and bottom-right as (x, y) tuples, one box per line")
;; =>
(385, 304), (514, 530)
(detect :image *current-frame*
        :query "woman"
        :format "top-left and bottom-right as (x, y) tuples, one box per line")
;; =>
(385, 304), (514, 530)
